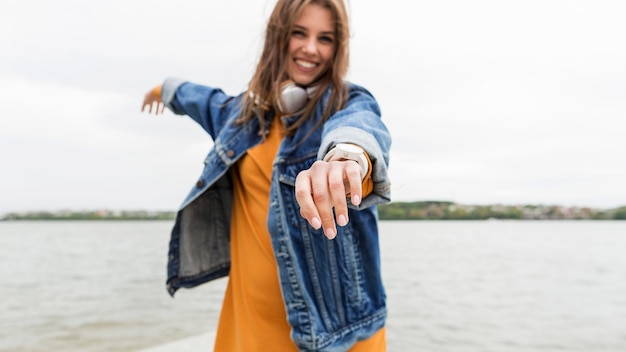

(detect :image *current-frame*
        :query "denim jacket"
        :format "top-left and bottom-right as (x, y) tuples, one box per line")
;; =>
(161, 78), (391, 351)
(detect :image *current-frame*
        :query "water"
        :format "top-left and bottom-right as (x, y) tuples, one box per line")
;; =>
(381, 221), (626, 351)
(1, 220), (625, 351)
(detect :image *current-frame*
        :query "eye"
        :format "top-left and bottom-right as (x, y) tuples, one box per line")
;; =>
(319, 35), (334, 44)
(291, 30), (306, 37)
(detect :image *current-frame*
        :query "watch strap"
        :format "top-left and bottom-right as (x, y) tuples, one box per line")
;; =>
(323, 143), (369, 180)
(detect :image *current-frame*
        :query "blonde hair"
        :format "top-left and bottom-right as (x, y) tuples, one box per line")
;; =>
(238, 0), (350, 135)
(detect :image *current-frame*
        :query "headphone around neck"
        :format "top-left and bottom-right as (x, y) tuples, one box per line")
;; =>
(276, 81), (318, 115)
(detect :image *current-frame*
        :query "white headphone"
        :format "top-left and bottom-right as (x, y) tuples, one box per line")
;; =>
(276, 81), (318, 115)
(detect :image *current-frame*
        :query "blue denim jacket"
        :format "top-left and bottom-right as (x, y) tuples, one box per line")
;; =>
(162, 78), (391, 351)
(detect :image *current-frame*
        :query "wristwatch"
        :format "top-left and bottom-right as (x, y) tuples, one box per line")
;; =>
(323, 143), (369, 180)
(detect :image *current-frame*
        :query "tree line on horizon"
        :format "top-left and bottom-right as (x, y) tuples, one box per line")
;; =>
(2, 201), (626, 221)
(377, 201), (626, 220)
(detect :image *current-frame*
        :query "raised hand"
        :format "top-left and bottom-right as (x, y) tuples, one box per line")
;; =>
(295, 160), (363, 239)
(141, 84), (165, 114)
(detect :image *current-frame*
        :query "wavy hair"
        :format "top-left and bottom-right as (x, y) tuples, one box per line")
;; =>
(238, 0), (350, 136)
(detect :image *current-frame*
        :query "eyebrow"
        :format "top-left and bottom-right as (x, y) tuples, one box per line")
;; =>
(293, 24), (335, 36)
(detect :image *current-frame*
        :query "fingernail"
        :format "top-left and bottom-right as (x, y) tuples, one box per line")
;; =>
(337, 215), (348, 226)
(325, 228), (336, 239)
(352, 195), (361, 205)
(311, 217), (322, 229)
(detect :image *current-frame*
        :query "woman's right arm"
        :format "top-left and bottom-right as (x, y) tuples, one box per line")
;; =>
(141, 78), (238, 139)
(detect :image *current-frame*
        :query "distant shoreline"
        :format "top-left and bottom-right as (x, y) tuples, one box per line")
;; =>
(378, 201), (626, 220)
(2, 201), (625, 221)
(0, 210), (174, 221)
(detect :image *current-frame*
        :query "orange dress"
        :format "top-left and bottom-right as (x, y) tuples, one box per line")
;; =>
(213, 117), (386, 351)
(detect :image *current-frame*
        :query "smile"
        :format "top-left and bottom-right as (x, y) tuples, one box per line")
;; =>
(295, 59), (317, 70)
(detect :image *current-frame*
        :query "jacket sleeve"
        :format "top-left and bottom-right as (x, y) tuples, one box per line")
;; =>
(318, 84), (392, 208)
(161, 77), (240, 139)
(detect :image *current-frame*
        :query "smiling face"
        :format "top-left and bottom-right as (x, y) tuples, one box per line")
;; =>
(287, 3), (336, 86)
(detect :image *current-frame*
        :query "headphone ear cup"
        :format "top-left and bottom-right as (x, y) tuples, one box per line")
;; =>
(277, 81), (308, 115)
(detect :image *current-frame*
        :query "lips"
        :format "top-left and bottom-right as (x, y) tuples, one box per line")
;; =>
(295, 59), (317, 71)
(290, 57), (322, 85)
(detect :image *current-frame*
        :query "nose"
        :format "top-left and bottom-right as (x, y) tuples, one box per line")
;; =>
(302, 36), (317, 54)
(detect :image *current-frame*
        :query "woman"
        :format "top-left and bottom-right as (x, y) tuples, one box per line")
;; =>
(142, 0), (391, 351)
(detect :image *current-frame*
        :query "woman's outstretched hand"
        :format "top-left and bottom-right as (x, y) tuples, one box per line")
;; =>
(295, 160), (363, 240)
(141, 84), (165, 114)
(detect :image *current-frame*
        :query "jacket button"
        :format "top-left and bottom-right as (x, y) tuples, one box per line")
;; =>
(226, 150), (235, 158)
(196, 180), (204, 188)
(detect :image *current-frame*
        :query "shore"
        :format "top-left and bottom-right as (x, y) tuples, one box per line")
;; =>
(4, 202), (626, 221)
(137, 332), (216, 352)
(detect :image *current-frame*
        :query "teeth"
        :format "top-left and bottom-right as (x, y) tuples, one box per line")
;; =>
(296, 59), (316, 68)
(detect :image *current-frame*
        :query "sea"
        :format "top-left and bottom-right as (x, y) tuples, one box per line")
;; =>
(1, 220), (625, 352)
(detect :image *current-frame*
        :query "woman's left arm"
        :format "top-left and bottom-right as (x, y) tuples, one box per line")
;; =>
(295, 85), (391, 239)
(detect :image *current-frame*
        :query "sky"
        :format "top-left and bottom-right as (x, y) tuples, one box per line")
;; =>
(1, 0), (625, 214)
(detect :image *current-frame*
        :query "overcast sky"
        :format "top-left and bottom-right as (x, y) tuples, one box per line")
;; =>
(1, 0), (625, 214)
